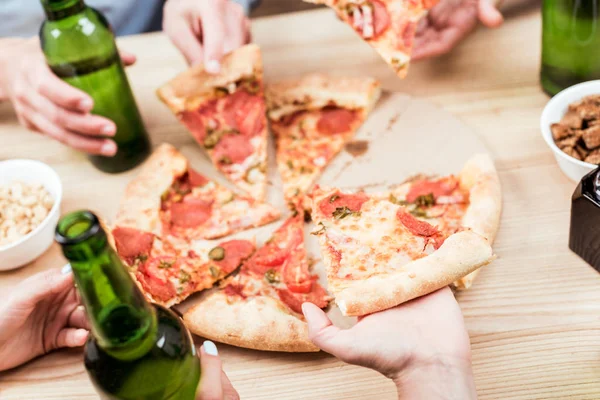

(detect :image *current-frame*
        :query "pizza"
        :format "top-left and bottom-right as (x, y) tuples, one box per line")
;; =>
(304, 0), (439, 77)
(115, 143), (280, 244)
(266, 74), (381, 201)
(111, 226), (255, 307)
(184, 209), (331, 352)
(310, 154), (501, 316)
(157, 44), (269, 200)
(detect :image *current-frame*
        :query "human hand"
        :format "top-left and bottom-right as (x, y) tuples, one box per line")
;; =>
(412, 0), (503, 60)
(0, 38), (136, 156)
(197, 341), (239, 400)
(303, 287), (477, 399)
(0, 267), (89, 372)
(163, 0), (251, 73)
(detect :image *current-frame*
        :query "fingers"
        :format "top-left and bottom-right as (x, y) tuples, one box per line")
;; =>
(55, 328), (89, 348)
(200, 0), (228, 72)
(33, 64), (93, 113)
(119, 49), (137, 66)
(167, 21), (205, 66)
(478, 0), (504, 28)
(22, 90), (116, 137)
(68, 305), (91, 330)
(223, 3), (250, 55)
(22, 104), (117, 156)
(220, 370), (240, 400)
(8, 268), (74, 311)
(303, 302), (355, 359)
(198, 341), (224, 400)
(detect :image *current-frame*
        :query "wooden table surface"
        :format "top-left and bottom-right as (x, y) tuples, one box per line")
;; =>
(2, 6), (600, 400)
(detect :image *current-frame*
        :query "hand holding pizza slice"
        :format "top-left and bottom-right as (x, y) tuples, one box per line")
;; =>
(310, 154), (501, 316)
(305, 0), (440, 77)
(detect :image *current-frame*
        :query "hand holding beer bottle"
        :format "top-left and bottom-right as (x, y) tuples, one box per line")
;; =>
(0, 38), (136, 157)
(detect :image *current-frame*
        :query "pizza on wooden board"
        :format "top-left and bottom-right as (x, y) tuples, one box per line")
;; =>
(304, 0), (439, 77)
(184, 209), (331, 352)
(266, 74), (381, 201)
(310, 154), (501, 316)
(157, 44), (269, 200)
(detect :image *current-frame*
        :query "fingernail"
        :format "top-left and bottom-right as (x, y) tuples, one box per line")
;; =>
(101, 124), (115, 136)
(79, 98), (93, 111)
(205, 60), (221, 74)
(101, 141), (117, 156)
(61, 263), (72, 275)
(203, 340), (218, 356)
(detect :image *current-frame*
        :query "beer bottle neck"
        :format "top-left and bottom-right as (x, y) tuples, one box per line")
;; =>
(41, 0), (86, 21)
(55, 211), (157, 361)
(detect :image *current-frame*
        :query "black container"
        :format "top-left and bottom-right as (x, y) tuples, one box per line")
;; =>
(569, 167), (600, 271)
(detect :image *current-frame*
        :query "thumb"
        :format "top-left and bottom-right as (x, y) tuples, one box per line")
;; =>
(119, 49), (137, 67)
(198, 341), (224, 400)
(303, 302), (354, 358)
(478, 0), (504, 28)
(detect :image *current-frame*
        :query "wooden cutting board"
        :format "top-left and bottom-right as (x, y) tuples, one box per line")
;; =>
(176, 92), (490, 329)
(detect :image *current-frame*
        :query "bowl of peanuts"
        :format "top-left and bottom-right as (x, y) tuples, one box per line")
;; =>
(0, 159), (62, 270)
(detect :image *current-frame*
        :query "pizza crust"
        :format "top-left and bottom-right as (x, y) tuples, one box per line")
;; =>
(266, 74), (381, 121)
(453, 153), (502, 289)
(333, 230), (494, 316)
(115, 143), (186, 235)
(157, 44), (263, 114)
(184, 291), (319, 352)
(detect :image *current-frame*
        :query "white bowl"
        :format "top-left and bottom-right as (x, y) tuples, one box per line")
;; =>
(0, 160), (62, 270)
(541, 80), (600, 182)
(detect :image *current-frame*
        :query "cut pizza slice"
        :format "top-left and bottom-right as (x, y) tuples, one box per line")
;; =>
(157, 44), (269, 200)
(310, 154), (501, 316)
(184, 209), (331, 352)
(110, 225), (256, 308)
(304, 0), (439, 77)
(115, 143), (280, 243)
(266, 74), (381, 201)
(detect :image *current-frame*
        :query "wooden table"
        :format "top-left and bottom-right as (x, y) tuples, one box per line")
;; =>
(2, 6), (600, 400)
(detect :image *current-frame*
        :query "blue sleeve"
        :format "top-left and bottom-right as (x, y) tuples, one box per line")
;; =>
(231, 0), (260, 15)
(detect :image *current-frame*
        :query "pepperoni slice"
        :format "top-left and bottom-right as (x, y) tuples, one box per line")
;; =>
(246, 217), (303, 274)
(112, 227), (155, 264)
(224, 90), (265, 137)
(180, 100), (219, 142)
(316, 107), (357, 135)
(213, 240), (256, 274)
(212, 134), (254, 165)
(282, 250), (312, 293)
(397, 210), (440, 237)
(136, 257), (177, 302)
(169, 198), (213, 228)
(405, 177), (459, 203)
(371, 0), (391, 38)
(277, 282), (329, 314)
(397, 19), (417, 52)
(319, 192), (369, 216)
(187, 168), (210, 187)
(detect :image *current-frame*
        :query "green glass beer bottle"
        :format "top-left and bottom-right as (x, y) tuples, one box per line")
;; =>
(55, 211), (200, 399)
(541, 0), (600, 96)
(39, 0), (151, 173)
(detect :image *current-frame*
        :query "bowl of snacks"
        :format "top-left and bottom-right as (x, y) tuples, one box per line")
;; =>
(541, 80), (600, 182)
(0, 160), (62, 270)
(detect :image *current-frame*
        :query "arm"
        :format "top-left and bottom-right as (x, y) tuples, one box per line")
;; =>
(303, 287), (477, 400)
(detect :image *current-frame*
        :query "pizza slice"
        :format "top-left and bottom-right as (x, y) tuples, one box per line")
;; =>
(304, 0), (439, 77)
(310, 154), (501, 316)
(157, 44), (269, 200)
(115, 143), (280, 243)
(110, 226), (255, 308)
(266, 74), (381, 201)
(184, 209), (331, 352)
